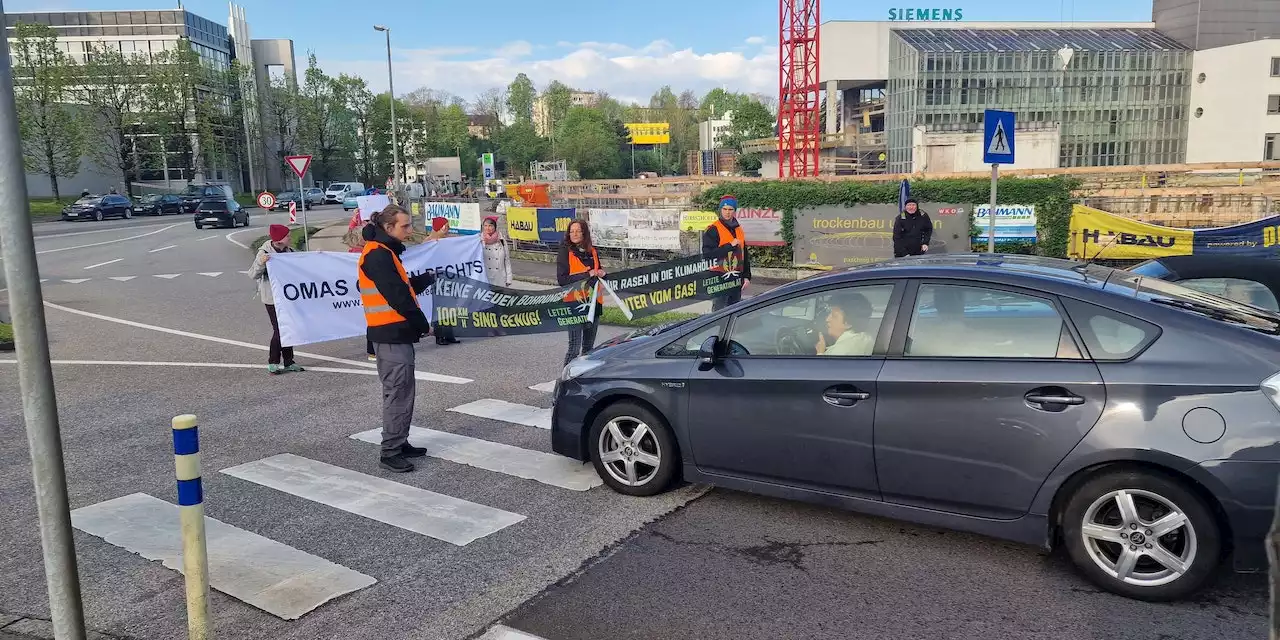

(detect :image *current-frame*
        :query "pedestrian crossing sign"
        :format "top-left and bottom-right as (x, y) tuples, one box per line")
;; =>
(983, 110), (1016, 165)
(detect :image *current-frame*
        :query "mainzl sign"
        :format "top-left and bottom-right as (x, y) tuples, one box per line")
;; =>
(1080, 228), (1178, 248)
(888, 7), (964, 20)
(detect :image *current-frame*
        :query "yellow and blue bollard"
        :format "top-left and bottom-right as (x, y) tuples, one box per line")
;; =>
(172, 414), (210, 639)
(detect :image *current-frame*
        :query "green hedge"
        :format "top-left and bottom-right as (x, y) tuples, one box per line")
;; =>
(250, 227), (319, 252)
(0, 322), (12, 343)
(696, 177), (1078, 261)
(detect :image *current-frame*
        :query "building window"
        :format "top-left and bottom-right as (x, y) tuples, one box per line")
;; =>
(1270, 96), (1280, 115)
(1273, 58), (1280, 77)
(1266, 134), (1280, 161)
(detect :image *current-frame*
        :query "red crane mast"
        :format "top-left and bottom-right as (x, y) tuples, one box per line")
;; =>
(778, 0), (821, 178)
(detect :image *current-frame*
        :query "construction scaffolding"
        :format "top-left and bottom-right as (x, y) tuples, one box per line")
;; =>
(530, 160), (569, 182)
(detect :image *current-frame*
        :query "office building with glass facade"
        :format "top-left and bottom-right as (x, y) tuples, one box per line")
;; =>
(885, 28), (1192, 173)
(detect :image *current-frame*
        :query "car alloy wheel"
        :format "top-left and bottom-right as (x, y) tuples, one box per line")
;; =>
(1061, 469), (1220, 601)
(589, 401), (678, 496)
(94, 210), (103, 222)
(123, 208), (132, 219)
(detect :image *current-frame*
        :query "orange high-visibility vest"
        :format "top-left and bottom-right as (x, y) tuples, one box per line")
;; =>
(358, 240), (418, 327)
(563, 245), (604, 304)
(709, 219), (745, 272)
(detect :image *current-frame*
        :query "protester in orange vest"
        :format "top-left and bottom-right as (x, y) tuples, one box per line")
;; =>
(557, 218), (605, 366)
(358, 205), (436, 473)
(345, 209), (377, 360)
(701, 194), (752, 311)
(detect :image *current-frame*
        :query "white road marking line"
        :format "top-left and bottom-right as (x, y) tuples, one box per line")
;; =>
(0, 360), (389, 378)
(238, 270), (251, 274)
(108, 276), (135, 282)
(152, 274), (180, 279)
(221, 454), (525, 546)
(196, 235), (219, 242)
(60, 278), (90, 284)
(449, 399), (551, 430)
(36, 224), (178, 255)
(198, 272), (222, 277)
(71, 493), (376, 620)
(529, 381), (557, 393)
(41, 301), (472, 383)
(225, 227), (256, 249)
(82, 258), (122, 270)
(349, 427), (601, 491)
(148, 244), (177, 253)
(479, 626), (550, 640)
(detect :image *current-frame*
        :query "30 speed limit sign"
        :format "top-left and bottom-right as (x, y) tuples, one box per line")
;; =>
(256, 191), (276, 209)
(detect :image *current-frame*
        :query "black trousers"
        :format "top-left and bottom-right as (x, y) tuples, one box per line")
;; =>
(264, 304), (294, 366)
(711, 289), (743, 312)
(564, 309), (601, 366)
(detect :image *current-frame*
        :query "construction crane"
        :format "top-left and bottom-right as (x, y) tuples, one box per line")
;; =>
(778, 0), (821, 178)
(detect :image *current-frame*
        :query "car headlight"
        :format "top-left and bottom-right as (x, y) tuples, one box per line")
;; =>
(561, 357), (603, 382)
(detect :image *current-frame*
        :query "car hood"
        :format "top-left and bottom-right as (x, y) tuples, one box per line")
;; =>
(593, 316), (699, 353)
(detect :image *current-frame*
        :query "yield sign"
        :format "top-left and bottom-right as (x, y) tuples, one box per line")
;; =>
(285, 155), (312, 179)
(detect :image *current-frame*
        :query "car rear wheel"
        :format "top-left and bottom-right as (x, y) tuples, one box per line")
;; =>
(194, 222), (202, 230)
(589, 401), (677, 496)
(94, 210), (104, 222)
(1061, 469), (1220, 601)
(123, 207), (132, 219)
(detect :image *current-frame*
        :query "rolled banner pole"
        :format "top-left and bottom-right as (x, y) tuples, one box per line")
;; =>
(586, 281), (601, 324)
(172, 414), (210, 639)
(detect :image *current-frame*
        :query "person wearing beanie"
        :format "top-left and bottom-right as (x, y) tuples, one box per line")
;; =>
(892, 198), (932, 258)
(425, 216), (460, 345)
(248, 224), (305, 375)
(701, 194), (752, 311)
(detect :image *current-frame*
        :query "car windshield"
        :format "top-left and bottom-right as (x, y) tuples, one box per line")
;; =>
(138, 194), (161, 203)
(75, 196), (101, 204)
(328, 184), (347, 191)
(278, 192), (297, 199)
(1110, 271), (1280, 335)
(197, 199), (226, 210)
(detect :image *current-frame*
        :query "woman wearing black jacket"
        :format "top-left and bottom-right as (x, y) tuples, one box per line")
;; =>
(557, 219), (605, 366)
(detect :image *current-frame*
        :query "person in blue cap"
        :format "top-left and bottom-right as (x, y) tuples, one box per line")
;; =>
(702, 194), (751, 311)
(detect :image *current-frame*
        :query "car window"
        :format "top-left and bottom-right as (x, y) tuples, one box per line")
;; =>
(657, 320), (726, 357)
(906, 284), (1080, 359)
(1062, 299), (1159, 361)
(1175, 277), (1280, 311)
(1109, 271), (1280, 335)
(725, 284), (894, 357)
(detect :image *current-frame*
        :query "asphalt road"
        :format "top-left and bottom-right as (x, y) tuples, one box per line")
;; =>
(0, 206), (1269, 640)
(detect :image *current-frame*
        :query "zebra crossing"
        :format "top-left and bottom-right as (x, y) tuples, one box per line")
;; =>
(69, 380), (591, 623)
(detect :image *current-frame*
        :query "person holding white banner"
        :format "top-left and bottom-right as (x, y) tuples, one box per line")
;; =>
(558, 219), (605, 366)
(249, 224), (306, 375)
(359, 205), (437, 473)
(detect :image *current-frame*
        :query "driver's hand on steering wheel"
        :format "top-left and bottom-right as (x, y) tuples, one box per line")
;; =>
(815, 331), (827, 355)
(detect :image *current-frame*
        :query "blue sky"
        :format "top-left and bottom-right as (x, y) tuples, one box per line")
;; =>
(14, 0), (1155, 103)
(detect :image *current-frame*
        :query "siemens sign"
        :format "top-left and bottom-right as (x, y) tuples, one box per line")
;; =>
(888, 7), (964, 21)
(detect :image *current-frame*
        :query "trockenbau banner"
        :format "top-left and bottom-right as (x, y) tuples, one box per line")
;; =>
(793, 204), (960, 268)
(432, 251), (743, 336)
(268, 236), (486, 346)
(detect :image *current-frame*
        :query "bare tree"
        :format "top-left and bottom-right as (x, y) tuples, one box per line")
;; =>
(78, 42), (146, 195)
(262, 72), (300, 186)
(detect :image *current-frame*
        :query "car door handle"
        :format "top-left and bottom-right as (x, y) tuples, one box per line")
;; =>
(822, 389), (871, 407)
(1024, 393), (1085, 406)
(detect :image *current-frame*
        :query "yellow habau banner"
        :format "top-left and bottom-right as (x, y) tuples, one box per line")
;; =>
(1068, 204), (1194, 260)
(679, 210), (717, 232)
(625, 122), (670, 145)
(506, 207), (539, 242)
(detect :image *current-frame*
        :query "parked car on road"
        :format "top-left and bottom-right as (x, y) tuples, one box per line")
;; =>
(193, 198), (249, 229)
(305, 188), (325, 206)
(61, 194), (134, 221)
(552, 254), (1280, 602)
(343, 195), (359, 211)
(1132, 255), (1280, 312)
(272, 191), (312, 211)
(324, 182), (365, 204)
(135, 194), (184, 216)
(180, 183), (236, 213)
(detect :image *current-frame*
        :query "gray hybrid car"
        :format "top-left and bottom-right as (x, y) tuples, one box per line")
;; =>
(551, 255), (1280, 601)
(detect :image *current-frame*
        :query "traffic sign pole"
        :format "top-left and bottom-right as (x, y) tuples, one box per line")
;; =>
(298, 171), (308, 250)
(988, 164), (999, 254)
(284, 155), (313, 251)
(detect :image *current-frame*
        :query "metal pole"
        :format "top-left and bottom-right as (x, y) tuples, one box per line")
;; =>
(0, 3), (88, 635)
(631, 143), (635, 178)
(987, 163), (999, 254)
(385, 29), (400, 192)
(172, 415), (210, 640)
(299, 171), (309, 250)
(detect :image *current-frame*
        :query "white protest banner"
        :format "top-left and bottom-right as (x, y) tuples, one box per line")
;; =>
(423, 201), (482, 235)
(356, 194), (390, 221)
(586, 208), (681, 250)
(269, 236), (486, 346)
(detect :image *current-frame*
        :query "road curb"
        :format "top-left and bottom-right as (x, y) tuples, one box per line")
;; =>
(0, 613), (128, 639)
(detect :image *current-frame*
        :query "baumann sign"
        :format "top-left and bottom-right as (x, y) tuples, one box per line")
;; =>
(888, 7), (964, 20)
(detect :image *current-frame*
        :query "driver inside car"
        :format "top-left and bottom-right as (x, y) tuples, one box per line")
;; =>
(815, 294), (875, 356)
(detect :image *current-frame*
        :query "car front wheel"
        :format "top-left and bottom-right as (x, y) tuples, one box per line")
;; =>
(589, 401), (678, 496)
(123, 207), (132, 219)
(94, 210), (104, 222)
(1061, 468), (1221, 601)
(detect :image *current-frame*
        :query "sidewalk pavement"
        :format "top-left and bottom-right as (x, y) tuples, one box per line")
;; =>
(303, 226), (782, 315)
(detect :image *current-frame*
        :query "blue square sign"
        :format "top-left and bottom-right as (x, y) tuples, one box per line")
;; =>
(983, 109), (1016, 165)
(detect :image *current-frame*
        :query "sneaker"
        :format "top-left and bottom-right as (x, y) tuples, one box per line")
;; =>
(367, 354), (377, 362)
(267, 364), (284, 375)
(400, 443), (427, 458)
(283, 363), (305, 373)
(379, 454), (414, 473)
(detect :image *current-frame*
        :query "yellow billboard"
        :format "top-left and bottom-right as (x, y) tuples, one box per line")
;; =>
(1068, 204), (1193, 260)
(625, 122), (670, 145)
(679, 210), (718, 232)
(506, 207), (539, 242)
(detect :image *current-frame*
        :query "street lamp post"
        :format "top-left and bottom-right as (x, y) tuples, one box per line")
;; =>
(374, 25), (399, 192)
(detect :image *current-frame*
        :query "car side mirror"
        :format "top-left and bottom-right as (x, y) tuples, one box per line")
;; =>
(697, 336), (722, 370)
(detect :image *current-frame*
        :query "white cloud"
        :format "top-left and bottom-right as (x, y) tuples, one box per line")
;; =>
(745, 36), (766, 45)
(317, 40), (775, 106)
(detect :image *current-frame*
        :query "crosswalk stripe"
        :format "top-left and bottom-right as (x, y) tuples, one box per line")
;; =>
(449, 399), (551, 430)
(61, 278), (90, 284)
(108, 276), (135, 282)
(153, 274), (180, 279)
(349, 427), (601, 491)
(198, 272), (223, 277)
(479, 626), (550, 640)
(221, 454), (525, 545)
(71, 493), (375, 620)
(529, 381), (557, 393)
